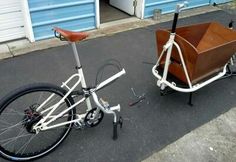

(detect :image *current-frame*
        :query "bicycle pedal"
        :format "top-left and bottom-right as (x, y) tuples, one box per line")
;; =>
(73, 122), (85, 130)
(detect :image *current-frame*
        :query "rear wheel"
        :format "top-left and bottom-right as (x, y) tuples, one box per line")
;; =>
(0, 83), (75, 161)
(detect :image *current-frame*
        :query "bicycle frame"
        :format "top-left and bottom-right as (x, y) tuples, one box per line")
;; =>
(31, 36), (126, 133)
(33, 68), (125, 132)
(0, 24), (127, 162)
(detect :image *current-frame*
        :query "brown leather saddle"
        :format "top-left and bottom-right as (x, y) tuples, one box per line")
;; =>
(53, 27), (88, 42)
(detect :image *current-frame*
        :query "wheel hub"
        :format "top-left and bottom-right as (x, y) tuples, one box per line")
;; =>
(23, 104), (42, 133)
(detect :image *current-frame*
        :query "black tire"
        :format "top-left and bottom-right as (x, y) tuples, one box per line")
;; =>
(0, 83), (75, 161)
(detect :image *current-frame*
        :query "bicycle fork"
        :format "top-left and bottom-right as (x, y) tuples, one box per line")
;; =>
(91, 92), (122, 140)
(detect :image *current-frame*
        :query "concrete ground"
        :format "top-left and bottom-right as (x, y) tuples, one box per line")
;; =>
(0, 4), (236, 162)
(100, 0), (130, 23)
(143, 107), (236, 162)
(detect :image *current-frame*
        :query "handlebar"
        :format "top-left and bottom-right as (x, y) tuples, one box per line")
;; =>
(96, 69), (126, 91)
(175, 1), (188, 13)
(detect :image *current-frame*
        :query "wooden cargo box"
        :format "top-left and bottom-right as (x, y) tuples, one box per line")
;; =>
(156, 22), (236, 84)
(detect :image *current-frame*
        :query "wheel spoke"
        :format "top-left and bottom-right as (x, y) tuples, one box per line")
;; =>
(1, 112), (25, 116)
(0, 120), (25, 135)
(0, 84), (74, 160)
(37, 92), (44, 105)
(0, 133), (32, 144)
(8, 108), (25, 116)
(16, 134), (36, 155)
(2, 126), (25, 147)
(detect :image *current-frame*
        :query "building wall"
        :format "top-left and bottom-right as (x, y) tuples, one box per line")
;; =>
(144, 0), (210, 18)
(210, 0), (231, 4)
(28, 0), (97, 41)
(1, 0), (232, 42)
(0, 1), (26, 42)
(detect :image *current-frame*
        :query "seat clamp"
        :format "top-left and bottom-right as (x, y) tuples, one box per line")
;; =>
(75, 66), (82, 70)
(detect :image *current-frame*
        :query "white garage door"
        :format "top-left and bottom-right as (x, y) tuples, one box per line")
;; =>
(110, 0), (135, 15)
(0, 0), (25, 42)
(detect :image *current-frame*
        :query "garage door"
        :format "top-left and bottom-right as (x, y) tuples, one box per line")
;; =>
(144, 0), (210, 18)
(28, 0), (96, 41)
(210, 0), (231, 4)
(0, 0), (25, 42)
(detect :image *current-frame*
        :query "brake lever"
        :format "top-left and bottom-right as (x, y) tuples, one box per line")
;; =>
(176, 1), (189, 13)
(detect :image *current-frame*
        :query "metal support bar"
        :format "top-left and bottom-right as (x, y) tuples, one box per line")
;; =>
(173, 42), (192, 88)
(152, 64), (227, 93)
(160, 34), (175, 90)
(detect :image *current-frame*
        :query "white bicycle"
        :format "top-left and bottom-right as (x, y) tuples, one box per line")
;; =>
(0, 27), (126, 161)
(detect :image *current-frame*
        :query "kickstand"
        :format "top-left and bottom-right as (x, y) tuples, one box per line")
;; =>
(188, 92), (193, 106)
(112, 116), (123, 140)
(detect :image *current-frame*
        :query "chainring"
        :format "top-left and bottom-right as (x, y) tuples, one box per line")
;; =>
(84, 108), (104, 127)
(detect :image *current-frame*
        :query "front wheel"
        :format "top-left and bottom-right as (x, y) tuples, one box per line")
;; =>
(0, 83), (75, 161)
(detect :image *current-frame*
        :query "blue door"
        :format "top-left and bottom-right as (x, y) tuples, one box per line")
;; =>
(144, 0), (210, 18)
(28, 0), (97, 41)
(210, 0), (231, 4)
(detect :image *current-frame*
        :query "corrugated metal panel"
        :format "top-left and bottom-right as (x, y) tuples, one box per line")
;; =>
(28, 0), (96, 41)
(210, 0), (231, 4)
(144, 0), (210, 18)
(0, 0), (25, 42)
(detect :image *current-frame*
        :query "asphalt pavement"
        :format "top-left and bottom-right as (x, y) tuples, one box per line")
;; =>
(0, 9), (236, 162)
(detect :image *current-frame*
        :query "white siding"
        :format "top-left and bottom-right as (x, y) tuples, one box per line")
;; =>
(0, 0), (25, 42)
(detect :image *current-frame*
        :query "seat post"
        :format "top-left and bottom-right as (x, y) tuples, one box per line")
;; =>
(71, 42), (92, 111)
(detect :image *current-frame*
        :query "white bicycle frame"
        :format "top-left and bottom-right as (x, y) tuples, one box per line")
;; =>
(152, 2), (230, 93)
(32, 41), (126, 132)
